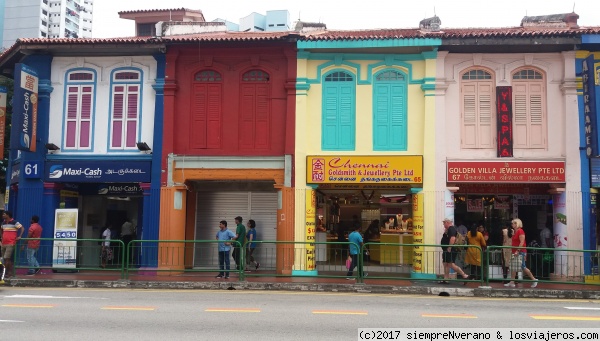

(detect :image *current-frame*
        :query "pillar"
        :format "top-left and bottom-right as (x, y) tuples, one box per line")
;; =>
(158, 186), (187, 272)
(276, 186), (295, 274)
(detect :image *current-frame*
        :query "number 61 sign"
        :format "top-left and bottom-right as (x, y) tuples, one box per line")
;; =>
(23, 161), (42, 179)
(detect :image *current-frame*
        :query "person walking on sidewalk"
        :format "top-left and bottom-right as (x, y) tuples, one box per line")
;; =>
(501, 224), (514, 284)
(1, 211), (24, 279)
(346, 224), (366, 280)
(465, 223), (486, 280)
(100, 225), (113, 268)
(232, 216), (246, 271)
(120, 218), (136, 265)
(246, 219), (259, 271)
(504, 218), (538, 288)
(440, 217), (469, 284)
(26, 215), (43, 275)
(216, 220), (236, 279)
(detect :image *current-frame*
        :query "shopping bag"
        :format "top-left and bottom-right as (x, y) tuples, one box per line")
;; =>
(346, 256), (352, 270)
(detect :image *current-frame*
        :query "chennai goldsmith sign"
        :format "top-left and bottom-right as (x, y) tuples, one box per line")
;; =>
(307, 156), (423, 184)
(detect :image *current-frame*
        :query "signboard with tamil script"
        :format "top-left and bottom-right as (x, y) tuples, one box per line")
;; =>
(447, 160), (565, 183)
(306, 155), (423, 184)
(45, 160), (151, 183)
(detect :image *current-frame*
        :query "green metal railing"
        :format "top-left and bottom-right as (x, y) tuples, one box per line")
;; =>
(9, 237), (598, 287)
(485, 246), (600, 286)
(13, 238), (126, 277)
(124, 239), (243, 280)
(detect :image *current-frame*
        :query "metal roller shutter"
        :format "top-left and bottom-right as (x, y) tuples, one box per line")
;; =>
(194, 191), (277, 268)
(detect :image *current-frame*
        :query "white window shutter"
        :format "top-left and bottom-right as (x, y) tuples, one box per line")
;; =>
(528, 83), (546, 148)
(461, 83), (477, 148)
(477, 83), (494, 148)
(512, 83), (529, 148)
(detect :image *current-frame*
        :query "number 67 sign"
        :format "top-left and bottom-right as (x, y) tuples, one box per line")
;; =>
(23, 161), (42, 179)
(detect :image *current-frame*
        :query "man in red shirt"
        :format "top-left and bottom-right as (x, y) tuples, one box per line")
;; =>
(504, 218), (538, 288)
(26, 215), (43, 275)
(1, 211), (24, 278)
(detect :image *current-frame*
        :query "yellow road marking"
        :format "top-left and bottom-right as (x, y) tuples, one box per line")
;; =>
(312, 310), (368, 315)
(101, 306), (156, 311)
(530, 315), (600, 321)
(422, 313), (477, 319)
(2, 304), (55, 308)
(205, 308), (261, 313)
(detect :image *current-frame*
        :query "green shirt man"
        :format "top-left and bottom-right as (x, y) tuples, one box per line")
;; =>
(233, 216), (247, 270)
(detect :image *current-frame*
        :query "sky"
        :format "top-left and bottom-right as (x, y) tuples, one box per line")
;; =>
(92, 0), (600, 38)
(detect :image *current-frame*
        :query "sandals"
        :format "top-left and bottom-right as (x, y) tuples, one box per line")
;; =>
(438, 280), (449, 284)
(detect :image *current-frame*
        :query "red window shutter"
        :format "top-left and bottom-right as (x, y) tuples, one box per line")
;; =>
(254, 84), (270, 149)
(240, 84), (256, 149)
(191, 84), (208, 149)
(206, 84), (222, 149)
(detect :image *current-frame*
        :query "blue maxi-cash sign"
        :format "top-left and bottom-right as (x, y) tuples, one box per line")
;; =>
(45, 160), (151, 183)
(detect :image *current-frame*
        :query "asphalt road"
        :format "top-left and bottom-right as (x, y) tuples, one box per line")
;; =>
(1, 287), (599, 340)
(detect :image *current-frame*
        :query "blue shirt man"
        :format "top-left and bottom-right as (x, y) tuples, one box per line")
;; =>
(215, 220), (236, 278)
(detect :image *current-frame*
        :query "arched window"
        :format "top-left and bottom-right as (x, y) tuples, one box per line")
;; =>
(64, 70), (95, 149)
(512, 68), (546, 148)
(373, 70), (407, 151)
(460, 68), (495, 149)
(240, 69), (271, 149)
(461, 70), (492, 80)
(191, 70), (223, 149)
(109, 69), (142, 150)
(242, 70), (269, 82)
(322, 70), (356, 150)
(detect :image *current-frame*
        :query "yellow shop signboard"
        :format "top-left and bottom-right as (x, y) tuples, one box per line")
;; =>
(307, 155), (423, 184)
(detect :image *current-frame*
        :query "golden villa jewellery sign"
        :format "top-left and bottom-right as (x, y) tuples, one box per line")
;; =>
(307, 156), (423, 184)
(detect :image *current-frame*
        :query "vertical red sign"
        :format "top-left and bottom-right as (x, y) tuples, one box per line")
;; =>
(0, 86), (6, 160)
(496, 86), (513, 157)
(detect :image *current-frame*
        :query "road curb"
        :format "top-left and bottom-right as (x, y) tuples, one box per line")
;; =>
(4, 279), (600, 299)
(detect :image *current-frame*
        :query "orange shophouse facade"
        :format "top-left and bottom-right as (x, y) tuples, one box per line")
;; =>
(159, 33), (298, 273)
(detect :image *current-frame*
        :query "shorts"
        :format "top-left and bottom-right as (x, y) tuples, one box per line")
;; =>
(510, 252), (526, 271)
(1, 244), (15, 259)
(442, 250), (458, 263)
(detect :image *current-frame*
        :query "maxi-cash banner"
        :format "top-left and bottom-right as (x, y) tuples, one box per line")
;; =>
(0, 86), (7, 160)
(307, 156), (423, 184)
(10, 64), (39, 152)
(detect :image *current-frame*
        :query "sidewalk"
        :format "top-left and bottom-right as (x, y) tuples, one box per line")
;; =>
(4, 269), (599, 299)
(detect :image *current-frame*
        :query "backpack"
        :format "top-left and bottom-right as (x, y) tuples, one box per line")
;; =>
(453, 227), (465, 246)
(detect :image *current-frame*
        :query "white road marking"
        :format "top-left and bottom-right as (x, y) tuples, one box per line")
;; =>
(4, 295), (107, 300)
(0, 320), (25, 323)
(564, 307), (600, 310)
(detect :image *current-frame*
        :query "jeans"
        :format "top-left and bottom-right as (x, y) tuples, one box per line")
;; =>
(218, 251), (230, 276)
(27, 248), (39, 270)
(346, 253), (363, 277)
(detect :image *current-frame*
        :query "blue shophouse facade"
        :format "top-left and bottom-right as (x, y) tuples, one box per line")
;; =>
(1, 38), (165, 269)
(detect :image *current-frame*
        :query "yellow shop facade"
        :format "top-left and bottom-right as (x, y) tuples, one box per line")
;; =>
(294, 30), (447, 278)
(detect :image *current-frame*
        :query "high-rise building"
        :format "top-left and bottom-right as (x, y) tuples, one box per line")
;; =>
(2, 0), (93, 49)
(0, 0), (6, 49)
